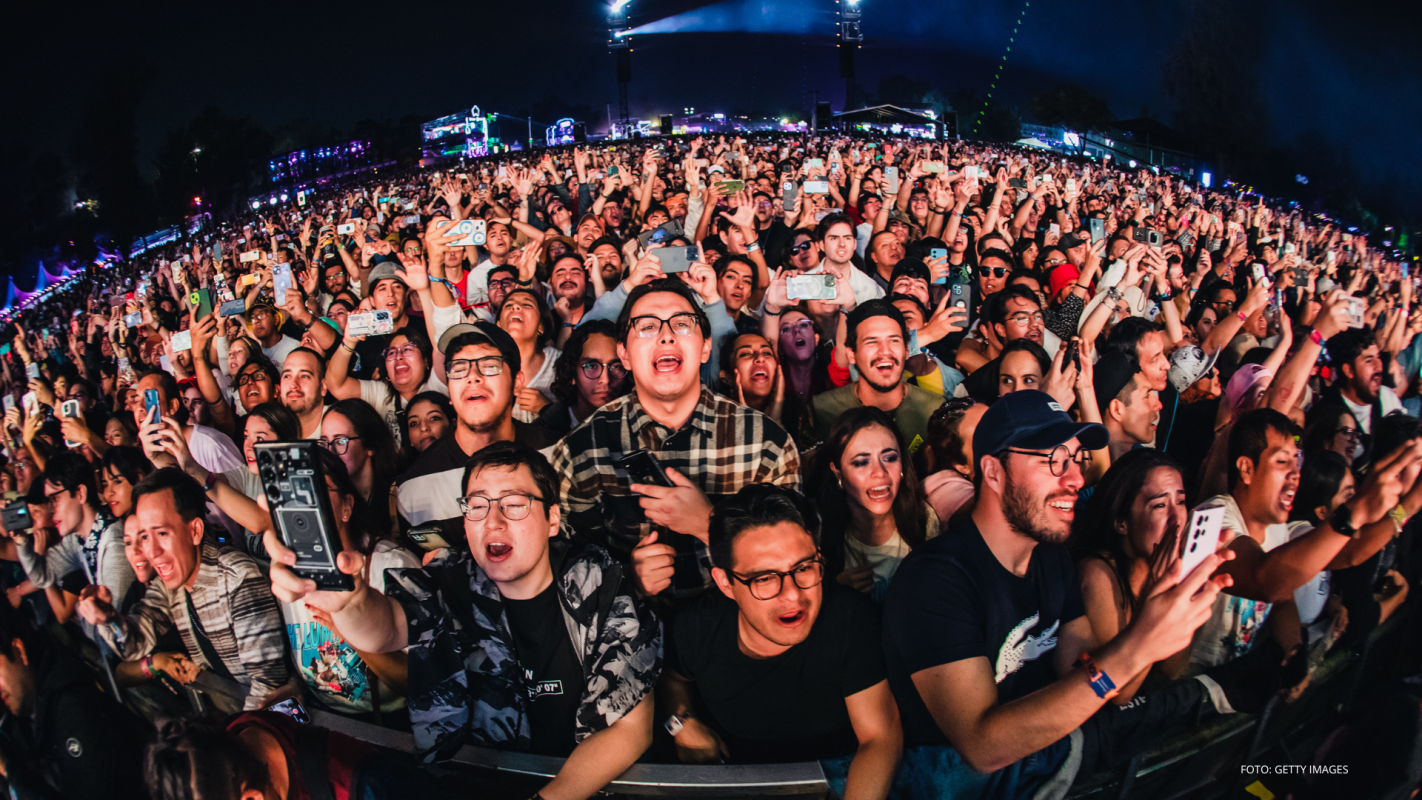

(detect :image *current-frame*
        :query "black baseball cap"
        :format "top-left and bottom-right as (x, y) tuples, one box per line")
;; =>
(437, 320), (522, 375)
(973, 389), (1108, 464)
(890, 258), (931, 285)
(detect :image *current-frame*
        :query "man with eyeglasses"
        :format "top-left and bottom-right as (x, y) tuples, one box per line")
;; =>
(883, 390), (1235, 788)
(243, 301), (299, 368)
(659, 486), (901, 798)
(268, 442), (660, 799)
(552, 278), (800, 600)
(396, 322), (556, 541)
(12, 452), (132, 636)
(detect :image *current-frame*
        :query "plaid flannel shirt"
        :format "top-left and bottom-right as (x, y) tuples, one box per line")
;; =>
(550, 387), (801, 596)
(99, 541), (289, 710)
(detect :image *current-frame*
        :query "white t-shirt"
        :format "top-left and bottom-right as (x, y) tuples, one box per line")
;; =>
(526, 345), (563, 401)
(358, 376), (449, 444)
(1287, 521), (1331, 626)
(263, 335), (301, 368)
(188, 424), (245, 475)
(1341, 386), (1404, 435)
(1186, 494), (1291, 675)
(283, 540), (420, 714)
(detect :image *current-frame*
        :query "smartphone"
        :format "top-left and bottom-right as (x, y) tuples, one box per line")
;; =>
(2, 395), (12, 413)
(144, 389), (161, 425)
(1346, 296), (1367, 329)
(443, 219), (487, 248)
(1049, 223), (1061, 237)
(371, 309), (394, 335)
(648, 227), (668, 246)
(930, 248), (949, 285)
(60, 399), (82, 448)
(618, 449), (674, 488)
(189, 289), (213, 320)
(337, 223), (356, 235)
(716, 180), (746, 194)
(169, 331), (193, 353)
(656, 245), (700, 274)
(219, 298), (248, 318)
(345, 313), (376, 337)
(1, 501), (31, 534)
(266, 697), (312, 725)
(782, 180), (798, 209)
(26, 363), (40, 380)
(1064, 339), (1080, 373)
(1180, 506), (1225, 576)
(406, 524), (453, 552)
(272, 264), (293, 301)
(884, 167), (900, 195)
(803, 180), (830, 194)
(256, 441), (353, 591)
(1088, 218), (1105, 244)
(786, 273), (837, 301)
(239, 250), (261, 263)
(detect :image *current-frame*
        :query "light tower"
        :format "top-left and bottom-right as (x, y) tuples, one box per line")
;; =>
(608, 0), (632, 132)
(838, 0), (863, 110)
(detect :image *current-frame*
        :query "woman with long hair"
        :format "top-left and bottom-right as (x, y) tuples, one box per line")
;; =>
(326, 327), (444, 444)
(1301, 405), (1363, 467)
(99, 445), (154, 519)
(1073, 449), (1189, 702)
(321, 398), (400, 540)
(498, 288), (561, 421)
(813, 407), (938, 601)
(403, 390), (455, 455)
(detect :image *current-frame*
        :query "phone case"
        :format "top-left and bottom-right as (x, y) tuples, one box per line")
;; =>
(256, 441), (353, 591)
(1181, 507), (1225, 576)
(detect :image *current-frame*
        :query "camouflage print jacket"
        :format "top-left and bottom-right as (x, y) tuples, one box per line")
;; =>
(385, 538), (662, 761)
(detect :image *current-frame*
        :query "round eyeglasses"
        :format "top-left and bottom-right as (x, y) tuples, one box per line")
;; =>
(458, 493), (545, 521)
(727, 557), (826, 601)
(317, 435), (361, 455)
(1001, 444), (1089, 477)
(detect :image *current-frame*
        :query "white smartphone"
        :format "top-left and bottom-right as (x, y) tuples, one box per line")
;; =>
(169, 331), (192, 352)
(1180, 506), (1225, 576)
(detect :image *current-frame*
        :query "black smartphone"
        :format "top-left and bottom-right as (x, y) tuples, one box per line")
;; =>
(619, 449), (674, 488)
(256, 441), (353, 591)
(1064, 339), (1080, 373)
(2, 500), (31, 533)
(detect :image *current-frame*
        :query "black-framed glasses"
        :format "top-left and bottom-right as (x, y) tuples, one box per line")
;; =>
(629, 313), (701, 340)
(1213, 299), (1237, 311)
(1001, 445), (1088, 477)
(234, 371), (271, 387)
(728, 557), (825, 601)
(447, 356), (506, 380)
(579, 360), (627, 380)
(488, 278), (518, 292)
(43, 486), (73, 505)
(1335, 427), (1361, 441)
(384, 344), (420, 362)
(979, 266), (1009, 278)
(458, 493), (545, 521)
(789, 241), (815, 256)
(317, 435), (361, 455)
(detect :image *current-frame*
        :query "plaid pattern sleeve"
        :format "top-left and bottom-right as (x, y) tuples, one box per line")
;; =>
(551, 388), (800, 591)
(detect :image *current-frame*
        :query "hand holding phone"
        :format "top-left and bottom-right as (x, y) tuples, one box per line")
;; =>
(1180, 506), (1225, 576)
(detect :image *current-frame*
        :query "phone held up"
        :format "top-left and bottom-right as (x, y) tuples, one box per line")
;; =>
(257, 441), (353, 592)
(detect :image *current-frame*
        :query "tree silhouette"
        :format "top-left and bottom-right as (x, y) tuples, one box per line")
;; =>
(1029, 83), (1114, 155)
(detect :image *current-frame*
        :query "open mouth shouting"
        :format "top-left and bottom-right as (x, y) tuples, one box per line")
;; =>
(485, 541), (513, 562)
(865, 484), (893, 503)
(653, 352), (684, 375)
(870, 355), (900, 378)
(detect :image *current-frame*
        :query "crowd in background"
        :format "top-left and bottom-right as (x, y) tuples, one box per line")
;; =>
(0, 132), (1418, 800)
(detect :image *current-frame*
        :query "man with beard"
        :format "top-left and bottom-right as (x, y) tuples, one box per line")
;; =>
(396, 323), (556, 541)
(1317, 326), (1404, 459)
(881, 391), (1234, 786)
(812, 300), (941, 447)
(278, 348), (327, 439)
(549, 253), (589, 343)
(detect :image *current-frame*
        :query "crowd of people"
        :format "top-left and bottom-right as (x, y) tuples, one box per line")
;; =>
(0, 131), (1418, 800)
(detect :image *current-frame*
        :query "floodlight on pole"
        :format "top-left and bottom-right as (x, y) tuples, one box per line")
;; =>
(607, 0), (632, 132)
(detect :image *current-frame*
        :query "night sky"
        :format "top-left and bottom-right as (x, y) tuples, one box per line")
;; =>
(6, 0), (1420, 193)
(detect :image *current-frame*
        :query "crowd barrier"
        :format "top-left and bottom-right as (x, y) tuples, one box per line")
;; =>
(97, 607), (1412, 800)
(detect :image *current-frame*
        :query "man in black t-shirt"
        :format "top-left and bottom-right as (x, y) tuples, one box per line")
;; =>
(660, 485), (900, 800)
(883, 390), (1230, 787)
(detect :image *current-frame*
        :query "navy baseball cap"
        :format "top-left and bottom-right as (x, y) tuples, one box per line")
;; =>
(973, 390), (1108, 462)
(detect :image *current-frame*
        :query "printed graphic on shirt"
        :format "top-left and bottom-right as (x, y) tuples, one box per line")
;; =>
(995, 613), (1060, 684)
(524, 667), (566, 699)
(1218, 596), (1271, 661)
(288, 621), (371, 712)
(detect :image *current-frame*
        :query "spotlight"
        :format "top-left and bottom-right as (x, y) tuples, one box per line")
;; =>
(611, 0), (630, 9)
